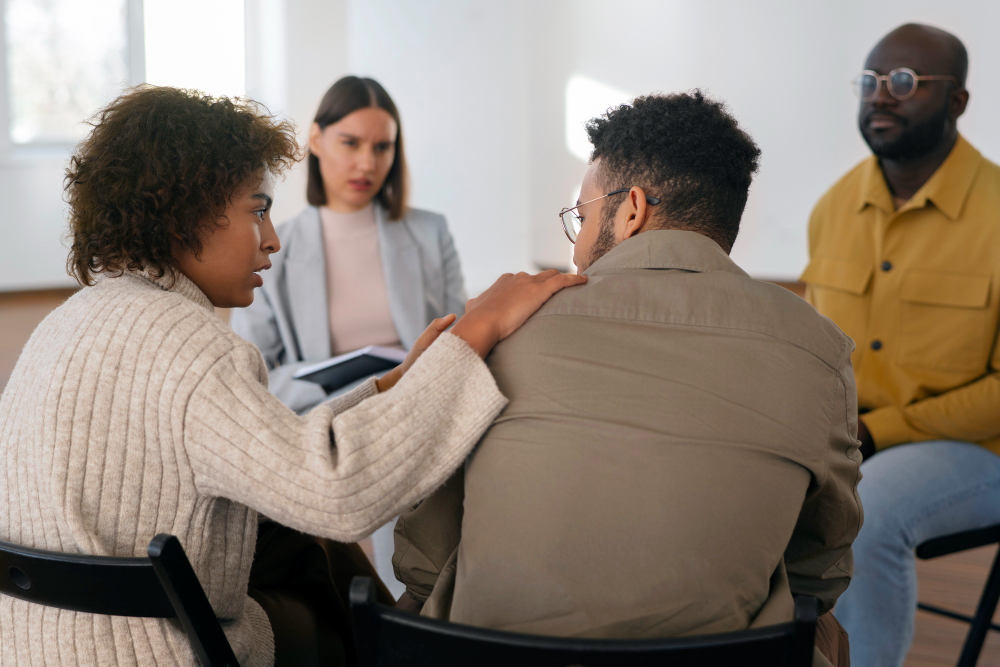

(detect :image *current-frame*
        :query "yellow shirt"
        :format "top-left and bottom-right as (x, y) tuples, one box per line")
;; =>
(802, 135), (1000, 455)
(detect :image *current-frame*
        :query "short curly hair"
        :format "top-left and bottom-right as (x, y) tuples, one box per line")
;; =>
(585, 91), (760, 251)
(66, 86), (300, 286)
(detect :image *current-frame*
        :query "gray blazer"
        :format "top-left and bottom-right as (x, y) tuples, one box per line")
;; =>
(231, 204), (467, 413)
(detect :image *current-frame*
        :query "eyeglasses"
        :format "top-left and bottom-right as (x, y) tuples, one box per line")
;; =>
(559, 188), (661, 244)
(851, 67), (959, 102)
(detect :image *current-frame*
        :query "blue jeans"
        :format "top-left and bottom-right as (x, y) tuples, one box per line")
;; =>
(834, 440), (1000, 667)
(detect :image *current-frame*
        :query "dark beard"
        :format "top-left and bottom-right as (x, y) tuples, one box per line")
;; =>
(860, 103), (950, 162)
(584, 206), (619, 270)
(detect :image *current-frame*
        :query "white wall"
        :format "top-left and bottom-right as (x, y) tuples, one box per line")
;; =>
(347, 0), (534, 295)
(0, 152), (74, 289)
(246, 0), (349, 226)
(347, 0), (1000, 284)
(0, 0), (143, 292)
(6, 0), (1000, 291)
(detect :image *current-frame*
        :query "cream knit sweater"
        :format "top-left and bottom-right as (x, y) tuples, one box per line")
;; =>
(0, 269), (507, 666)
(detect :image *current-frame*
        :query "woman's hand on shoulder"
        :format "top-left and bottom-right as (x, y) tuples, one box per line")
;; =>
(451, 269), (587, 359)
(376, 270), (586, 392)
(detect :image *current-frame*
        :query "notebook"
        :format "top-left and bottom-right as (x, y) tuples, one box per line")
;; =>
(292, 346), (407, 392)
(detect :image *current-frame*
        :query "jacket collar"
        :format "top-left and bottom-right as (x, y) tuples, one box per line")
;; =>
(283, 206), (331, 360)
(286, 205), (326, 264)
(584, 230), (749, 278)
(374, 203), (425, 348)
(856, 134), (982, 221)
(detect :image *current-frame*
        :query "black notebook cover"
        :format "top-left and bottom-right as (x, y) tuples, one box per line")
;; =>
(292, 346), (407, 392)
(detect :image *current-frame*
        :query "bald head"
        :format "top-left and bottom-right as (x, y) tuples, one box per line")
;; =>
(857, 23), (970, 165)
(869, 23), (968, 87)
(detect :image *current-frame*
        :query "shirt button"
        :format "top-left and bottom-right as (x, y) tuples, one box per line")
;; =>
(871, 340), (883, 351)
(881, 260), (892, 272)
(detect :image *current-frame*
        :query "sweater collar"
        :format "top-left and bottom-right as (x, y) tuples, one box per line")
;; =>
(129, 267), (215, 312)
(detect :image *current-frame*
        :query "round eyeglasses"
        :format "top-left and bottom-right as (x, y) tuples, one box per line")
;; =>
(851, 67), (959, 102)
(559, 188), (661, 244)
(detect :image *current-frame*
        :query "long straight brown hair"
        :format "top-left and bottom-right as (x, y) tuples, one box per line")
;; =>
(307, 76), (408, 220)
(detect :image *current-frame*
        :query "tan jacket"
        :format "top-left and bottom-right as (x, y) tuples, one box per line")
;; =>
(394, 231), (862, 659)
(801, 135), (1000, 453)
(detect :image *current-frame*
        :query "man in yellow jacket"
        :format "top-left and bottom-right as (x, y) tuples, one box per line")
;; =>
(802, 23), (1000, 666)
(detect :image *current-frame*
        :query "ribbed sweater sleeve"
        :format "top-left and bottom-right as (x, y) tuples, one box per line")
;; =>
(184, 332), (507, 542)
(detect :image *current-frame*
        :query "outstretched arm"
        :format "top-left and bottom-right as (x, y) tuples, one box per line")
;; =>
(185, 333), (504, 542)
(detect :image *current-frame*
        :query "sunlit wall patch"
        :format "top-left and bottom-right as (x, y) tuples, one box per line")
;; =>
(563, 74), (633, 163)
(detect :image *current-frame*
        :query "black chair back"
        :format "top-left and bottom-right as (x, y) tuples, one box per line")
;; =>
(349, 577), (817, 667)
(916, 524), (1000, 667)
(0, 534), (239, 667)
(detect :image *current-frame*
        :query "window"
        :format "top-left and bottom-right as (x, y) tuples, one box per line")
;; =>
(3, 0), (131, 144)
(2, 0), (245, 147)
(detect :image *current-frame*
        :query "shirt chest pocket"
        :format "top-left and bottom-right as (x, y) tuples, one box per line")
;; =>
(899, 270), (992, 372)
(801, 257), (873, 342)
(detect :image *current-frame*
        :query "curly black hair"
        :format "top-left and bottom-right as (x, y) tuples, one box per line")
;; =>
(65, 86), (300, 286)
(585, 90), (760, 251)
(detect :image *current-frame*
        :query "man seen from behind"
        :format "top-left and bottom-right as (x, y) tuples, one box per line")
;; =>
(395, 92), (862, 667)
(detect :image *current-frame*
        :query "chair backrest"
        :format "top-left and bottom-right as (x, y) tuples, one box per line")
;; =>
(0, 534), (239, 667)
(349, 577), (817, 667)
(916, 524), (1000, 559)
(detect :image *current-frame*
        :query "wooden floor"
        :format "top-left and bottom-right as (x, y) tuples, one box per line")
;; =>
(2, 288), (999, 665)
(912, 546), (1000, 666)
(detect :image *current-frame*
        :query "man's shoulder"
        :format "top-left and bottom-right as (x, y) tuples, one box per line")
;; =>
(509, 270), (852, 372)
(740, 277), (855, 368)
(699, 274), (855, 371)
(974, 150), (1000, 187)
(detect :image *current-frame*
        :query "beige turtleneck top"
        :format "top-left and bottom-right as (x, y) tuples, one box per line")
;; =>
(319, 205), (401, 355)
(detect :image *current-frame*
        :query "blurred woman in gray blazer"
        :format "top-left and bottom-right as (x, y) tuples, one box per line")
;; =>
(231, 75), (466, 416)
(231, 76), (466, 604)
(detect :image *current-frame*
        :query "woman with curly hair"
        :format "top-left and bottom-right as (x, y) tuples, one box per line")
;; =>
(0, 86), (584, 667)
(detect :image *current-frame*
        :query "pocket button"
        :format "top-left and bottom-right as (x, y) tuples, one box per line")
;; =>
(871, 340), (883, 351)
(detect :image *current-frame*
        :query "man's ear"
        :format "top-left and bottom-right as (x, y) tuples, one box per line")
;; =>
(951, 89), (970, 121)
(308, 122), (323, 154)
(620, 186), (651, 240)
